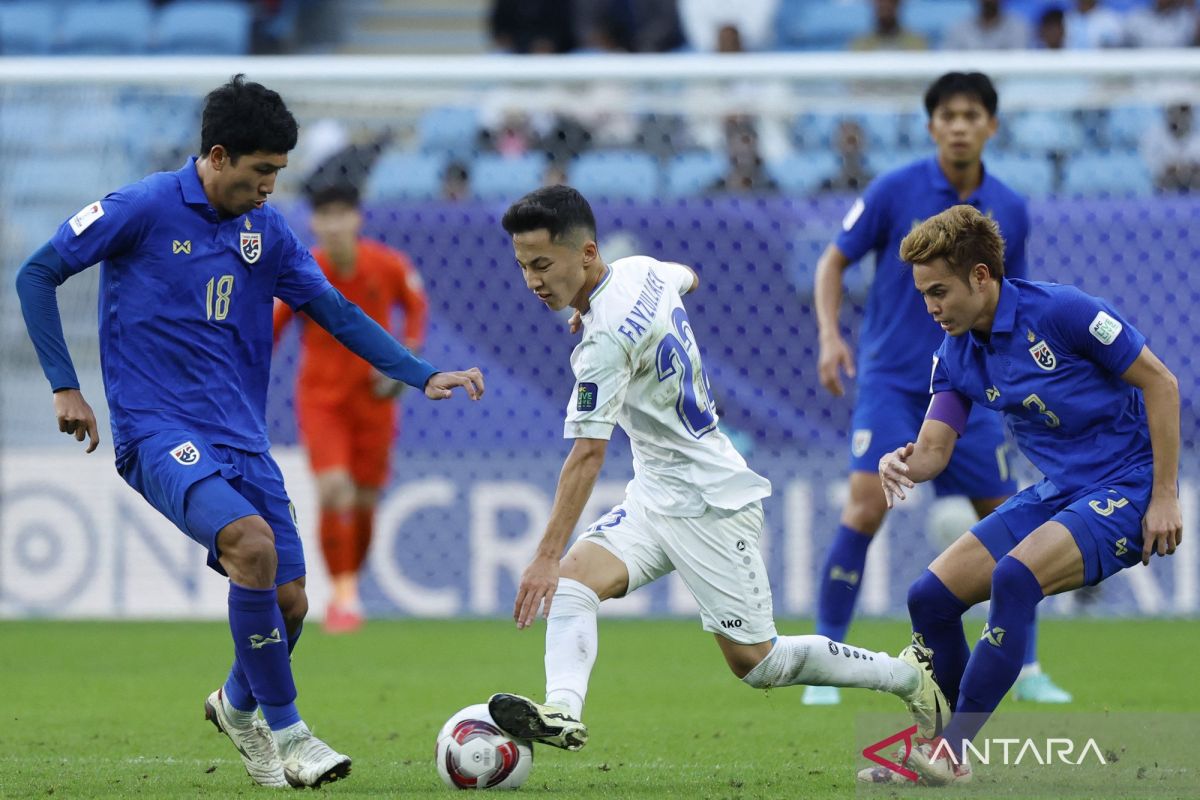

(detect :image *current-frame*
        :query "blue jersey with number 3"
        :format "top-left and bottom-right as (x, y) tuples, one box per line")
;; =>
(48, 158), (331, 459)
(930, 279), (1150, 496)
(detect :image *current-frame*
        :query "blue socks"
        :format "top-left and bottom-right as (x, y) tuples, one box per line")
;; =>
(224, 621), (303, 713)
(941, 557), (1044, 752)
(227, 582), (300, 730)
(907, 569), (970, 711)
(815, 524), (872, 642)
(1023, 609), (1038, 667)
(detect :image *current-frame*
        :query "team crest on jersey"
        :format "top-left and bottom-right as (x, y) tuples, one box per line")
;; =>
(170, 441), (201, 466)
(852, 429), (872, 458)
(577, 382), (598, 411)
(1028, 340), (1057, 371)
(240, 231), (262, 264)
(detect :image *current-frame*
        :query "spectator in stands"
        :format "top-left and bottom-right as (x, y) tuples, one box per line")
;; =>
(490, 0), (576, 54)
(1123, 0), (1199, 48)
(442, 162), (471, 201)
(574, 0), (686, 53)
(1036, 6), (1067, 48)
(1142, 102), (1200, 191)
(943, 0), (1031, 49)
(708, 116), (780, 194)
(819, 120), (875, 193)
(1065, 0), (1124, 48)
(678, 0), (779, 52)
(852, 0), (929, 51)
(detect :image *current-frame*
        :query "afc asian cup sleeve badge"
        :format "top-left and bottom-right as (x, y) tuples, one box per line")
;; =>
(170, 441), (201, 466)
(1028, 339), (1057, 371)
(851, 429), (872, 458)
(239, 231), (262, 264)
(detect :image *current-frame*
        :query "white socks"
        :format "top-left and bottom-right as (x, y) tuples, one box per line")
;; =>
(742, 635), (918, 698)
(543, 578), (600, 719)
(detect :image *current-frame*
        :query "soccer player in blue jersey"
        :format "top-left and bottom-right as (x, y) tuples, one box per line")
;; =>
(14, 75), (484, 789)
(868, 205), (1181, 785)
(808, 71), (1069, 705)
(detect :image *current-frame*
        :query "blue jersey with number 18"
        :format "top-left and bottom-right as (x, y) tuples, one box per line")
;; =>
(48, 158), (331, 460)
(564, 256), (771, 518)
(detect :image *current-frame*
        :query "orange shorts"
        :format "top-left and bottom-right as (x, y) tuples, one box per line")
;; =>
(297, 392), (396, 489)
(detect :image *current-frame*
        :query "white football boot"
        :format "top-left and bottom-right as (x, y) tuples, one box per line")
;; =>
(203, 688), (288, 788)
(487, 693), (588, 751)
(274, 723), (352, 788)
(898, 642), (949, 740)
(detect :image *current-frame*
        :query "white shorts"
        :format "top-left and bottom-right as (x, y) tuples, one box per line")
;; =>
(579, 496), (777, 644)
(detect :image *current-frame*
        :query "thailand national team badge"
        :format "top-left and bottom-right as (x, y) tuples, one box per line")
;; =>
(170, 441), (201, 466)
(239, 231), (262, 264)
(1028, 340), (1057, 371)
(851, 429), (872, 458)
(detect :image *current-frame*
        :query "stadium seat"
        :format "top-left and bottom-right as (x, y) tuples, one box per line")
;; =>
(1008, 111), (1086, 154)
(1, 154), (132, 207)
(1061, 152), (1154, 197)
(569, 151), (660, 200)
(776, 0), (873, 50)
(156, 1), (252, 55)
(664, 152), (728, 197)
(0, 99), (57, 150)
(0, 2), (56, 54)
(365, 151), (448, 201)
(792, 112), (842, 151)
(1106, 106), (1154, 149)
(59, 1), (155, 54)
(902, 0), (974, 47)
(766, 151), (842, 195)
(469, 153), (546, 201)
(866, 148), (926, 176)
(985, 153), (1056, 197)
(417, 107), (480, 161)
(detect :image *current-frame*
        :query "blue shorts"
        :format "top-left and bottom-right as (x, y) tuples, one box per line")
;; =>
(849, 384), (1016, 498)
(119, 430), (305, 585)
(971, 466), (1152, 586)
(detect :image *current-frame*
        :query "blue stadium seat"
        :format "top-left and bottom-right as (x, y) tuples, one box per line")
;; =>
(1008, 111), (1086, 154)
(470, 153), (546, 201)
(0, 99), (56, 150)
(417, 107), (480, 161)
(0, 3), (56, 54)
(902, 0), (975, 46)
(569, 151), (660, 200)
(766, 151), (842, 195)
(664, 152), (727, 198)
(1106, 106), (1154, 149)
(866, 148), (926, 176)
(1061, 152), (1154, 197)
(2, 154), (132, 206)
(366, 151), (448, 201)
(156, 1), (252, 55)
(776, 0), (873, 50)
(59, 1), (154, 54)
(985, 153), (1055, 197)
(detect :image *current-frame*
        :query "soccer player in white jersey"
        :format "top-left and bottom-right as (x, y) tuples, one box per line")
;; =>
(486, 185), (946, 751)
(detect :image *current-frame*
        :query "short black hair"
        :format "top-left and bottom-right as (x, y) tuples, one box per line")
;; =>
(308, 183), (360, 210)
(924, 72), (999, 118)
(200, 74), (299, 160)
(501, 185), (596, 243)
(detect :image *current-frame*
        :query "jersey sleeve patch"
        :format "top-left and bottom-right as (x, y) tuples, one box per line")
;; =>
(841, 197), (865, 231)
(1088, 311), (1123, 345)
(576, 382), (598, 411)
(68, 201), (105, 236)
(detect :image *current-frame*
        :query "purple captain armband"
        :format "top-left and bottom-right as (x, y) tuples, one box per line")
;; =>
(925, 391), (972, 436)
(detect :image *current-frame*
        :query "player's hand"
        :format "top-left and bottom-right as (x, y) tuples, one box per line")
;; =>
(818, 334), (856, 397)
(879, 443), (916, 508)
(513, 554), (560, 629)
(53, 389), (100, 454)
(424, 368), (485, 400)
(568, 310), (583, 335)
(371, 369), (406, 399)
(1141, 493), (1183, 565)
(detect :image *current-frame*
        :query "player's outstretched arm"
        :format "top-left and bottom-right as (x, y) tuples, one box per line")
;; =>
(1120, 345), (1182, 564)
(814, 243), (856, 397)
(879, 419), (958, 508)
(513, 437), (607, 629)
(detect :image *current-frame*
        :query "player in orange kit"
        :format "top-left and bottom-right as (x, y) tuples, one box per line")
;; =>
(274, 184), (429, 633)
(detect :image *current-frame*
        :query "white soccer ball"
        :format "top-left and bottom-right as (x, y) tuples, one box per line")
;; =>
(925, 496), (978, 553)
(436, 704), (533, 790)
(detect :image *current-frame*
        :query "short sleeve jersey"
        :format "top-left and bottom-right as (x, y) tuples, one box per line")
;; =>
(835, 157), (1030, 391)
(931, 279), (1150, 496)
(49, 158), (331, 459)
(564, 256), (772, 517)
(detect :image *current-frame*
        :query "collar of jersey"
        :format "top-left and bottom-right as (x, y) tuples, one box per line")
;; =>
(925, 156), (989, 205)
(969, 278), (1018, 346)
(588, 263), (612, 301)
(177, 156), (213, 207)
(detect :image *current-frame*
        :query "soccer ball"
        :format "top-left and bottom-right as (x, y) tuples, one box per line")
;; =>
(436, 704), (533, 790)
(925, 495), (978, 552)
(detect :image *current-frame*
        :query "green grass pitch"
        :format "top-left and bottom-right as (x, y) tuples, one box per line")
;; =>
(2, 618), (1198, 798)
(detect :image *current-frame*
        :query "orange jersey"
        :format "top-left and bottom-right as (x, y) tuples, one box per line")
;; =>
(275, 238), (429, 407)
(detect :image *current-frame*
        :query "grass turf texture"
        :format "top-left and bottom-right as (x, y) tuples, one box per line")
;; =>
(2, 618), (1197, 799)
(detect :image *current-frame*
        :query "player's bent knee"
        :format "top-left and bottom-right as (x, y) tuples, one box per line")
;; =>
(277, 585), (308, 630)
(991, 555), (1042, 603)
(218, 516), (278, 585)
(547, 578), (599, 620)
